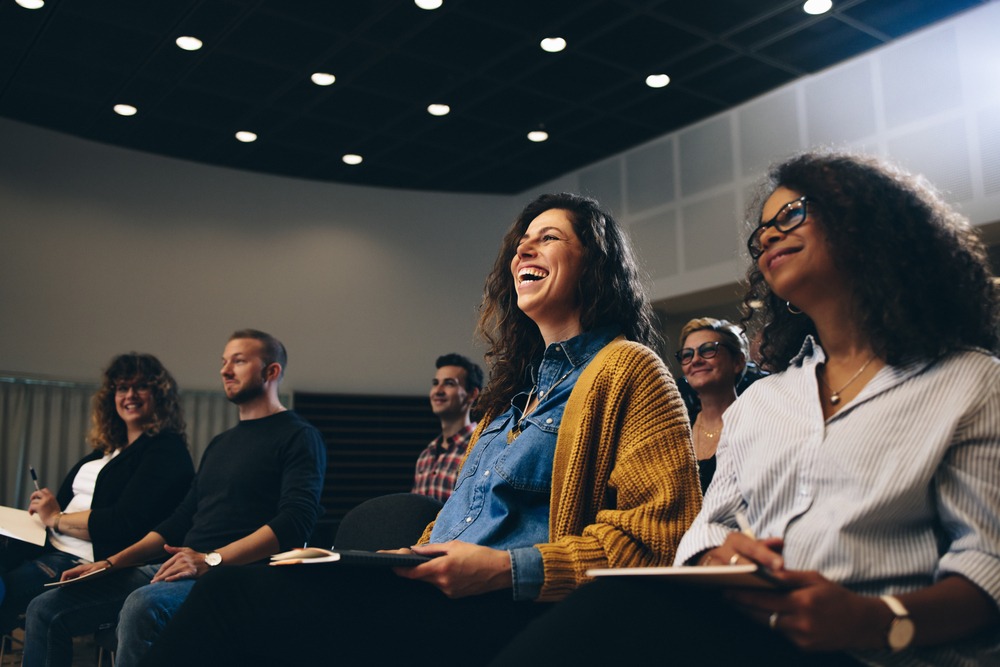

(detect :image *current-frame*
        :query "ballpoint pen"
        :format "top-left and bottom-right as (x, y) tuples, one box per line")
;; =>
(29, 466), (41, 492)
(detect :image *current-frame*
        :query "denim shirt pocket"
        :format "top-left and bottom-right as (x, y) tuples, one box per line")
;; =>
(494, 405), (562, 493)
(450, 420), (505, 490)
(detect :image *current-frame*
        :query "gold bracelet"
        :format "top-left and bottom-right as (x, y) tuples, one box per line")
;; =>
(53, 512), (63, 533)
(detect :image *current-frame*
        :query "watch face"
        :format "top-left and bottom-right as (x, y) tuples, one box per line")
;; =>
(888, 617), (915, 651)
(205, 552), (222, 567)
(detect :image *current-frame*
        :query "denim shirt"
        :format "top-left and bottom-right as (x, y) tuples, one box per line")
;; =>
(430, 325), (618, 600)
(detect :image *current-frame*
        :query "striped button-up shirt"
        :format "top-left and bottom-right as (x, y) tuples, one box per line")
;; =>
(676, 337), (1000, 666)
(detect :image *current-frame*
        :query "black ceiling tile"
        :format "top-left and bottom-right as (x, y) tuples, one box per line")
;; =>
(515, 53), (629, 103)
(267, 115), (362, 153)
(255, 0), (398, 31)
(58, 0), (191, 33)
(581, 15), (703, 71)
(651, 0), (789, 35)
(841, 0), (983, 38)
(31, 13), (158, 70)
(665, 43), (745, 79)
(15, 56), (125, 103)
(217, 12), (339, 71)
(0, 86), (103, 130)
(557, 116), (660, 156)
(174, 0), (254, 46)
(727, 6), (814, 50)
(154, 84), (251, 126)
(312, 86), (409, 127)
(683, 56), (798, 106)
(420, 113), (510, 150)
(183, 52), (294, 100)
(464, 87), (567, 129)
(465, 0), (602, 34)
(400, 12), (524, 74)
(758, 20), (884, 74)
(351, 56), (461, 101)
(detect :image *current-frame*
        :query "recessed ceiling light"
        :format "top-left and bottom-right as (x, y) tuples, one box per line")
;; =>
(527, 130), (549, 143)
(414, 0), (442, 9)
(645, 74), (670, 89)
(113, 104), (137, 117)
(427, 104), (450, 116)
(311, 72), (336, 86)
(343, 154), (363, 165)
(175, 36), (203, 51)
(540, 37), (566, 53)
(235, 131), (257, 143)
(802, 0), (832, 15)
(15, 0), (45, 9)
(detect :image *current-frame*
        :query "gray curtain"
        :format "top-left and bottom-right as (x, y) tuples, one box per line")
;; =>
(0, 377), (241, 508)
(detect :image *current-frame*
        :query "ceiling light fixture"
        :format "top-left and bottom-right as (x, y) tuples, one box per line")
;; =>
(343, 154), (363, 165)
(414, 0), (443, 9)
(645, 74), (670, 88)
(527, 130), (549, 143)
(427, 104), (450, 116)
(175, 36), (203, 51)
(15, 0), (45, 9)
(113, 104), (137, 117)
(311, 72), (336, 86)
(802, 0), (833, 15)
(539, 37), (567, 53)
(235, 131), (257, 143)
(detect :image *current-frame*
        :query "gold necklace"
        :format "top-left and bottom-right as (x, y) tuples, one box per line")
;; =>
(820, 354), (876, 405)
(698, 425), (720, 439)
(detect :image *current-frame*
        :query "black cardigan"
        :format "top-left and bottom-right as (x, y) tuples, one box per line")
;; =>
(55, 430), (195, 561)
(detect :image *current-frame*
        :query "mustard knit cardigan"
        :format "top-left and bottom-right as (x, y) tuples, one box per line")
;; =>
(420, 337), (702, 602)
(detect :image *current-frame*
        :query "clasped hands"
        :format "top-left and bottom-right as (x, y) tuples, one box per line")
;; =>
(387, 541), (513, 599)
(700, 532), (886, 652)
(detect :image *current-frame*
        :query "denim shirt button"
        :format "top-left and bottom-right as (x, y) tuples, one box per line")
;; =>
(545, 418), (553, 424)
(465, 517), (472, 523)
(484, 470), (490, 477)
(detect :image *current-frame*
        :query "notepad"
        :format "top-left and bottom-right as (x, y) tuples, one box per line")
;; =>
(0, 505), (47, 547)
(586, 564), (787, 589)
(43, 564), (113, 588)
(269, 548), (436, 567)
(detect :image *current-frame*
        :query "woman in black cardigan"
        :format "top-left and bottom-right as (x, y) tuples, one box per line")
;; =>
(0, 353), (194, 633)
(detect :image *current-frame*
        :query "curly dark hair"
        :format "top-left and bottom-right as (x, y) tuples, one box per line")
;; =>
(476, 192), (661, 417)
(435, 353), (484, 392)
(742, 151), (1000, 371)
(88, 353), (187, 453)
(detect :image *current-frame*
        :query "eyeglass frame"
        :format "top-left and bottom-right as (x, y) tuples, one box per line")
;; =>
(746, 196), (814, 259)
(114, 381), (152, 394)
(674, 340), (736, 365)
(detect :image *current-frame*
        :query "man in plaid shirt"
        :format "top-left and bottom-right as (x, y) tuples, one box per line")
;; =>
(411, 353), (483, 502)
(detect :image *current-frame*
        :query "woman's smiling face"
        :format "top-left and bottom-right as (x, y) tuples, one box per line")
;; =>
(510, 208), (585, 331)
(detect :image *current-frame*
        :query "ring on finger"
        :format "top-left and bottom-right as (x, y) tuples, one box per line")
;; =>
(769, 611), (780, 630)
(729, 554), (740, 565)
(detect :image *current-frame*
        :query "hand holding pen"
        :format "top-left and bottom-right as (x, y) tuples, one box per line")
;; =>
(697, 510), (784, 571)
(27, 465), (61, 528)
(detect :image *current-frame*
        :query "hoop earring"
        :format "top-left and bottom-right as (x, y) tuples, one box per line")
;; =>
(786, 302), (803, 315)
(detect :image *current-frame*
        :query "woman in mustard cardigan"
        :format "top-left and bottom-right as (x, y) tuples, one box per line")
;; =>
(140, 193), (701, 667)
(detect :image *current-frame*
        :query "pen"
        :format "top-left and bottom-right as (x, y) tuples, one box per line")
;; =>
(29, 466), (41, 492)
(735, 510), (755, 539)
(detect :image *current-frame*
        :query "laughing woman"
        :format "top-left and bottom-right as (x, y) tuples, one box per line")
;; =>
(0, 353), (194, 635)
(140, 193), (701, 667)
(489, 152), (1000, 667)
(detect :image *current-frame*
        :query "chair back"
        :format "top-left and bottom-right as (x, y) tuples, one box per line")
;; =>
(332, 493), (443, 551)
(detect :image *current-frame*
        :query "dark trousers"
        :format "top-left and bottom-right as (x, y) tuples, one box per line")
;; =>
(139, 563), (550, 667)
(489, 577), (865, 667)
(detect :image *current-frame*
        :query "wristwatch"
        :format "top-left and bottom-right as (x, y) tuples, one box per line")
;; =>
(204, 551), (223, 567)
(880, 595), (914, 652)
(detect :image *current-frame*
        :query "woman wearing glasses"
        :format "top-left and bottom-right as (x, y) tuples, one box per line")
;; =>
(490, 151), (1000, 666)
(675, 318), (749, 492)
(0, 354), (194, 635)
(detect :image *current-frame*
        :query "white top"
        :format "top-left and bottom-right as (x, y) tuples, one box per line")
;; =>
(49, 449), (119, 562)
(675, 337), (1000, 667)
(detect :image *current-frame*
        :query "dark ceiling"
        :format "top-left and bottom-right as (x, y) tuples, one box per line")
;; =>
(0, 0), (986, 194)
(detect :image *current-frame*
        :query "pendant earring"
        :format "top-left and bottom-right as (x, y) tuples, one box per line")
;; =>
(786, 301), (803, 315)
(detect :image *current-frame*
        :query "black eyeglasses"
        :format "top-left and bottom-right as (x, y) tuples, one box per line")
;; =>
(746, 196), (813, 259)
(674, 341), (731, 365)
(114, 382), (151, 394)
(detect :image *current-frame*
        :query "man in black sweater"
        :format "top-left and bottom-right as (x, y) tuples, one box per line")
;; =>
(22, 329), (327, 667)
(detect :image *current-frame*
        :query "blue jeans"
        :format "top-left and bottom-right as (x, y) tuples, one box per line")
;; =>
(0, 549), (82, 634)
(22, 564), (194, 667)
